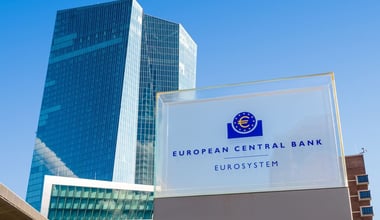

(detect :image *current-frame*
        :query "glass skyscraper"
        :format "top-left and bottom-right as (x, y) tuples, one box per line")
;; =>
(26, 0), (197, 211)
(135, 15), (196, 185)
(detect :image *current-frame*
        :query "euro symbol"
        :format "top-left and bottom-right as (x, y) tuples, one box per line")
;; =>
(238, 116), (250, 128)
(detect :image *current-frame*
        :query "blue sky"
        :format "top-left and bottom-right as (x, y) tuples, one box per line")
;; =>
(1, 0), (379, 217)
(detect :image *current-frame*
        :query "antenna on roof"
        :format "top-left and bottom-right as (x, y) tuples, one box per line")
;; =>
(360, 147), (367, 154)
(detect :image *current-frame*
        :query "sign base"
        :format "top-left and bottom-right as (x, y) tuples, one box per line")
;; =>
(154, 187), (352, 220)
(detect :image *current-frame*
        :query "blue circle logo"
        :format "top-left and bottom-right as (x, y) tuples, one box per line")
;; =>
(232, 112), (256, 133)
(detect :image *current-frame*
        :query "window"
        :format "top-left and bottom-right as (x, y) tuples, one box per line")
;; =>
(358, 190), (371, 201)
(360, 206), (374, 217)
(356, 174), (369, 185)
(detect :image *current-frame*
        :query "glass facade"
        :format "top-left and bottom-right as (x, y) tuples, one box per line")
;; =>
(26, 0), (196, 212)
(112, 0), (143, 184)
(48, 185), (153, 220)
(41, 176), (153, 220)
(26, 0), (139, 210)
(135, 15), (197, 185)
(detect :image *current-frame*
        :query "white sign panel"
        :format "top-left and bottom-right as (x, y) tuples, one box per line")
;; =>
(156, 73), (346, 198)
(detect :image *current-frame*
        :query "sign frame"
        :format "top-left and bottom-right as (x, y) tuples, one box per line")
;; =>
(155, 72), (347, 198)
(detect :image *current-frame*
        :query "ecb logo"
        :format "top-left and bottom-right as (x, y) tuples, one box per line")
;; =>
(227, 112), (263, 139)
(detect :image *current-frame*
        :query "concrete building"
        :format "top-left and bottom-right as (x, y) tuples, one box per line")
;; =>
(0, 184), (46, 220)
